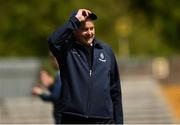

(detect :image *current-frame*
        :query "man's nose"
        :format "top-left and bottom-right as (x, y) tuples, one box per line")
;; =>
(87, 30), (92, 36)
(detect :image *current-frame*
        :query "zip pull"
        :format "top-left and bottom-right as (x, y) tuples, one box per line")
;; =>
(89, 69), (92, 77)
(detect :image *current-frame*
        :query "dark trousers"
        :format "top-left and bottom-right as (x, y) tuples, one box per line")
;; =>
(53, 111), (62, 124)
(60, 114), (115, 124)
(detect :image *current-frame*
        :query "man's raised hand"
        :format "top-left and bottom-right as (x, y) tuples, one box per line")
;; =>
(75, 9), (92, 22)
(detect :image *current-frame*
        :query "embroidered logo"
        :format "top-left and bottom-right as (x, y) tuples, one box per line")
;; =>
(99, 53), (106, 62)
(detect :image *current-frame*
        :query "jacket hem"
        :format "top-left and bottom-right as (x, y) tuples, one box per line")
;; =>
(61, 111), (113, 119)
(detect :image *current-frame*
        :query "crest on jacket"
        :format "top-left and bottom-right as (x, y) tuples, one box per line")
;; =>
(99, 53), (106, 62)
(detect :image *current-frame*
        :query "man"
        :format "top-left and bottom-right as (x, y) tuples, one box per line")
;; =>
(48, 9), (123, 124)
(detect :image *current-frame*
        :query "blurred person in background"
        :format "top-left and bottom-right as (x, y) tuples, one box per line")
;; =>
(48, 9), (123, 124)
(32, 53), (62, 124)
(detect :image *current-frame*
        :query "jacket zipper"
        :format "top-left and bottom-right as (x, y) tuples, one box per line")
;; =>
(86, 45), (93, 118)
(89, 69), (92, 77)
(86, 67), (92, 118)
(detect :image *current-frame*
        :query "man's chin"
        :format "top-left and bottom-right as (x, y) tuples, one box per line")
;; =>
(79, 38), (94, 45)
(87, 38), (94, 44)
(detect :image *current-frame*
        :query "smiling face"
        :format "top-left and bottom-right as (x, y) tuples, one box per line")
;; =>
(74, 19), (95, 46)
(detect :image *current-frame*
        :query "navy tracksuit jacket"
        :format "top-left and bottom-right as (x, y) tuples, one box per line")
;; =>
(48, 15), (123, 124)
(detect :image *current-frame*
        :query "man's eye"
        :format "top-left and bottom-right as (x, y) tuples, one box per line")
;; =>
(82, 28), (88, 31)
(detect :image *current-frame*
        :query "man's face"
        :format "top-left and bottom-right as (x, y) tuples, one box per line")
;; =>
(74, 19), (95, 45)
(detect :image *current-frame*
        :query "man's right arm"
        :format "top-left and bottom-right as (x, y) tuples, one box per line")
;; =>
(47, 16), (81, 59)
(48, 9), (92, 59)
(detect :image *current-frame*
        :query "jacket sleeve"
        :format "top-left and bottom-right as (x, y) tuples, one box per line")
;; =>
(40, 72), (61, 102)
(47, 16), (81, 59)
(40, 93), (53, 102)
(110, 50), (124, 124)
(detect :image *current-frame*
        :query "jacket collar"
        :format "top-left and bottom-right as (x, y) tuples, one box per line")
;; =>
(93, 38), (103, 49)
